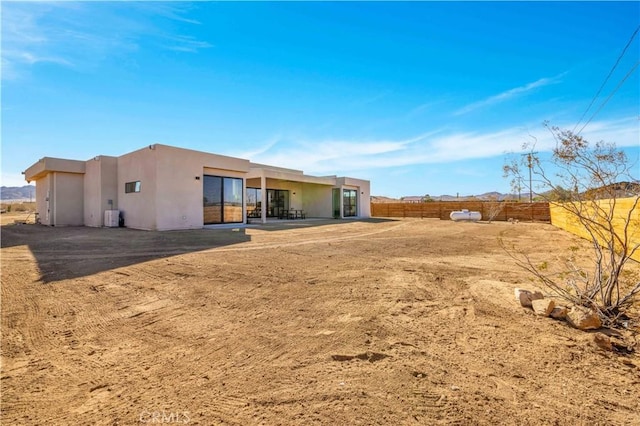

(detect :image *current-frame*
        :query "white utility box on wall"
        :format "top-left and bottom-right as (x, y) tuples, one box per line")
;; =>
(104, 210), (120, 227)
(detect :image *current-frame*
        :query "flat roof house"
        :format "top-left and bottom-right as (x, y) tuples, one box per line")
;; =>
(23, 144), (371, 230)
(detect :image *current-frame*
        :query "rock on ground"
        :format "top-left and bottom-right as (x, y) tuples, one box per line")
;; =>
(567, 306), (602, 330)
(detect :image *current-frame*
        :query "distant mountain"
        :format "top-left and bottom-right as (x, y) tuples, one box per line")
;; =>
(1, 185), (36, 201)
(370, 195), (400, 203)
(583, 181), (640, 199)
(395, 192), (517, 202)
(437, 192), (533, 201)
(373, 181), (639, 203)
(373, 191), (535, 202)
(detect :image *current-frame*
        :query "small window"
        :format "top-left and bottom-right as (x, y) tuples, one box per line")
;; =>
(125, 181), (141, 193)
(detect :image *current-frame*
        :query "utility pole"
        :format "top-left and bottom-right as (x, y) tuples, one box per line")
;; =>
(521, 151), (538, 203)
(527, 153), (533, 203)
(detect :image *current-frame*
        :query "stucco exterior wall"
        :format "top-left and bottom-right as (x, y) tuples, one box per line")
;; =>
(84, 159), (102, 227)
(35, 174), (52, 225)
(26, 157), (86, 226)
(263, 178), (304, 209)
(84, 156), (118, 227)
(301, 184), (333, 218)
(114, 144), (251, 231)
(153, 145), (250, 231)
(118, 146), (158, 230)
(51, 172), (84, 226)
(337, 177), (371, 218)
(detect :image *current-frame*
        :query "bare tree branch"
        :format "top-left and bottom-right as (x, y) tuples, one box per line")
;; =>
(502, 125), (640, 328)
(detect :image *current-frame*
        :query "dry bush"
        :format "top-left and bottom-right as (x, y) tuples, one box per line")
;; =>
(503, 125), (639, 328)
(484, 198), (504, 223)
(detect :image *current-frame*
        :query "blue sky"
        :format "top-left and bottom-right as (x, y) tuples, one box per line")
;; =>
(2, 1), (639, 198)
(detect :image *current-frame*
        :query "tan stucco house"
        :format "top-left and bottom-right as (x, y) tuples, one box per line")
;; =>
(23, 144), (371, 230)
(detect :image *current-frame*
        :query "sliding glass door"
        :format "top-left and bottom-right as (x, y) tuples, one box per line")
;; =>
(246, 187), (262, 218)
(267, 189), (289, 218)
(343, 189), (357, 217)
(203, 175), (243, 224)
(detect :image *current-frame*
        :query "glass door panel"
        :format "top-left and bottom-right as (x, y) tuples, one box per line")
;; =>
(343, 189), (357, 217)
(267, 189), (289, 218)
(203, 176), (223, 224)
(204, 175), (243, 224)
(247, 188), (262, 218)
(224, 178), (243, 223)
(332, 188), (341, 218)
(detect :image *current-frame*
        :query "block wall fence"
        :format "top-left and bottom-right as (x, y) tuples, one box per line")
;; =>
(549, 197), (639, 262)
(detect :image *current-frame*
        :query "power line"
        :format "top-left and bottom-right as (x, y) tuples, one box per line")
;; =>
(577, 60), (639, 136)
(573, 25), (640, 133)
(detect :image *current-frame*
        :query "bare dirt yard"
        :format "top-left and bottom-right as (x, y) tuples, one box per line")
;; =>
(2, 215), (639, 425)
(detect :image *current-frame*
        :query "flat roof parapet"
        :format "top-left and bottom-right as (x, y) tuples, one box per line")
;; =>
(24, 157), (86, 182)
(249, 163), (304, 175)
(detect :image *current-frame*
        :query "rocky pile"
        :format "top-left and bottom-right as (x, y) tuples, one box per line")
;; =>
(514, 288), (636, 354)
(515, 288), (601, 329)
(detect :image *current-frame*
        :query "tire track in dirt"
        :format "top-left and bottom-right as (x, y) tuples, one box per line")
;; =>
(4, 219), (639, 425)
(1, 253), (52, 357)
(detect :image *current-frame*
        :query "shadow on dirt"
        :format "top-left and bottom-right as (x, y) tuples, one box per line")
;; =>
(245, 217), (397, 231)
(1, 218), (397, 283)
(1, 224), (252, 284)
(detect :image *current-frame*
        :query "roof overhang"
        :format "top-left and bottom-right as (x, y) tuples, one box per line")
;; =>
(246, 168), (337, 186)
(23, 157), (86, 182)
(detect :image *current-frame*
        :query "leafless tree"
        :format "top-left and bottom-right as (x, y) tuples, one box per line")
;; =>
(503, 124), (640, 327)
(484, 197), (504, 223)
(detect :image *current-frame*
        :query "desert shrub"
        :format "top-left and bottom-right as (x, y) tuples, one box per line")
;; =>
(503, 124), (639, 328)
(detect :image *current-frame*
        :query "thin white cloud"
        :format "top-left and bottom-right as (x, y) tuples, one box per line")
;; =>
(574, 117), (640, 148)
(455, 73), (566, 116)
(161, 35), (213, 53)
(236, 135), (282, 159)
(132, 2), (203, 26)
(243, 130), (443, 173)
(244, 117), (639, 176)
(1, 2), (212, 80)
(407, 101), (439, 117)
(406, 96), (454, 120)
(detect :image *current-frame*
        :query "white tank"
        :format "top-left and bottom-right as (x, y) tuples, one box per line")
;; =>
(450, 209), (482, 222)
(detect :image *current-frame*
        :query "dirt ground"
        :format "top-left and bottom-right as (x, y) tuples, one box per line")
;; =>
(1, 213), (639, 425)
